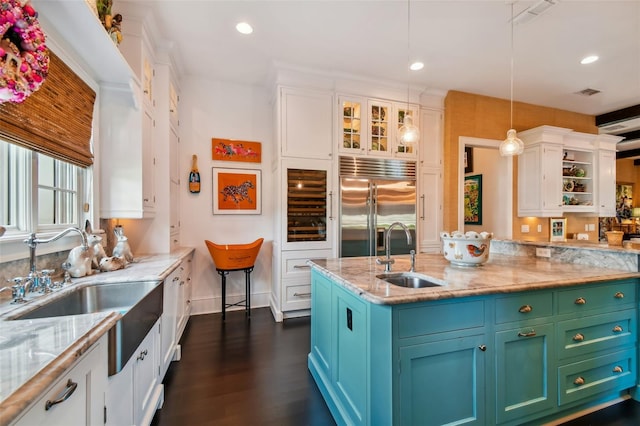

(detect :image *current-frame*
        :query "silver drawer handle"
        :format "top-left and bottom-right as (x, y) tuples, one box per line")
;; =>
(45, 379), (78, 410)
(293, 265), (311, 269)
(293, 292), (312, 297)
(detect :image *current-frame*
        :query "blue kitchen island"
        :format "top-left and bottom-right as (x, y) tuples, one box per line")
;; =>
(308, 253), (640, 426)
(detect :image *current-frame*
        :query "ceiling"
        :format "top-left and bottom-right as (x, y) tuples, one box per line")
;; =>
(119, 0), (640, 117)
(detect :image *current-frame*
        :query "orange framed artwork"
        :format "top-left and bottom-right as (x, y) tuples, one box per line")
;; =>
(212, 167), (261, 215)
(212, 138), (262, 163)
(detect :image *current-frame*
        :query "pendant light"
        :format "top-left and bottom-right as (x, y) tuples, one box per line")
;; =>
(398, 0), (420, 146)
(499, 2), (524, 156)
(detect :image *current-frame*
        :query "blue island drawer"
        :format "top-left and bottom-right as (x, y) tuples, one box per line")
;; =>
(558, 348), (636, 406)
(556, 309), (637, 360)
(396, 299), (486, 338)
(495, 292), (553, 324)
(557, 280), (637, 315)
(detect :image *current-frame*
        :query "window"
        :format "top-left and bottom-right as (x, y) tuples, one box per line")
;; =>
(0, 139), (84, 237)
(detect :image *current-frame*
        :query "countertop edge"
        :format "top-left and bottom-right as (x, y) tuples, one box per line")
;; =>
(0, 312), (119, 426)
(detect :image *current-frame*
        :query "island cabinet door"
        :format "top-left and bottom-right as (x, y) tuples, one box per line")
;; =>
(333, 286), (368, 425)
(397, 334), (487, 426)
(495, 323), (556, 424)
(310, 272), (333, 376)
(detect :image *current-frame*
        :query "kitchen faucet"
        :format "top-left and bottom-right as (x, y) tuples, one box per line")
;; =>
(22, 227), (87, 292)
(376, 222), (413, 273)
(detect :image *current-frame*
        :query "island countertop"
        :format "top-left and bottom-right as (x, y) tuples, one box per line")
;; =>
(309, 253), (640, 305)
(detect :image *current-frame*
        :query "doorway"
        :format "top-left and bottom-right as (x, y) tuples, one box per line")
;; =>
(457, 136), (513, 239)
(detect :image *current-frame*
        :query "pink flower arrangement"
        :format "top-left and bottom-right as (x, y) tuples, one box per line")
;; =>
(0, 0), (48, 103)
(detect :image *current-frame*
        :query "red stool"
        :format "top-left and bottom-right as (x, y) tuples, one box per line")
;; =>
(205, 238), (263, 320)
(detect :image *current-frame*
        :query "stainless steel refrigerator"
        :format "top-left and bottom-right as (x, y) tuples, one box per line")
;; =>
(339, 156), (417, 257)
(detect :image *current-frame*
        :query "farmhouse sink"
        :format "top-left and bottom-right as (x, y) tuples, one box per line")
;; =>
(10, 281), (163, 375)
(376, 272), (442, 288)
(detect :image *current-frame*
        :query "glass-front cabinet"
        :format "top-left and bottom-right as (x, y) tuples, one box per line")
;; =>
(368, 99), (391, 156)
(283, 159), (333, 250)
(337, 96), (418, 159)
(341, 98), (363, 153)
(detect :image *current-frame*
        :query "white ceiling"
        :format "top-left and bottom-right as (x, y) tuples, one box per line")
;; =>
(120, 0), (640, 116)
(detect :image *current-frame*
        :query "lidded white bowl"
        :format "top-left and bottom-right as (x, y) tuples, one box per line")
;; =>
(440, 231), (492, 266)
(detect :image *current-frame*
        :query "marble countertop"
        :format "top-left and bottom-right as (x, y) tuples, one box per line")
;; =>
(310, 253), (640, 305)
(0, 247), (194, 425)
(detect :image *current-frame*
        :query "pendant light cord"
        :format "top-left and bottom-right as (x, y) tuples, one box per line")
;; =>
(510, 2), (515, 129)
(406, 0), (411, 112)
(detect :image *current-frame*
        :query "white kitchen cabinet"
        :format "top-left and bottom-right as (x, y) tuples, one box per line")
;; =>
(105, 320), (162, 426)
(160, 268), (179, 379)
(419, 109), (443, 169)
(338, 95), (419, 159)
(419, 171), (442, 253)
(176, 253), (193, 342)
(279, 86), (333, 160)
(169, 127), (181, 250)
(518, 126), (570, 217)
(596, 136), (621, 217)
(13, 335), (108, 426)
(169, 80), (179, 130)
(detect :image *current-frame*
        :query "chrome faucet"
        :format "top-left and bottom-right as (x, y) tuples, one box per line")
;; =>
(23, 227), (87, 292)
(376, 222), (413, 273)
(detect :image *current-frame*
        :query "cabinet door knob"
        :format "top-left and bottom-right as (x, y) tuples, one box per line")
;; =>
(612, 325), (623, 333)
(574, 376), (585, 386)
(574, 297), (586, 305)
(572, 333), (585, 342)
(518, 304), (532, 313)
(614, 291), (624, 299)
(478, 345), (487, 352)
(613, 366), (624, 373)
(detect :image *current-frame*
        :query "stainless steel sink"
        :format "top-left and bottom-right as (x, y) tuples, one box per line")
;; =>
(10, 281), (163, 375)
(376, 272), (442, 288)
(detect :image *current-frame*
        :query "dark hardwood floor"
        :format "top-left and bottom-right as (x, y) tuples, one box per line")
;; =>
(152, 307), (640, 426)
(151, 308), (335, 426)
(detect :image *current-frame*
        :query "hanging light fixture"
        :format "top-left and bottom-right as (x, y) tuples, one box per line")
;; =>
(398, 0), (420, 146)
(499, 2), (524, 156)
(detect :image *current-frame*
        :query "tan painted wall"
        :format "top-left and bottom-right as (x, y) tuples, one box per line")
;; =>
(443, 91), (600, 242)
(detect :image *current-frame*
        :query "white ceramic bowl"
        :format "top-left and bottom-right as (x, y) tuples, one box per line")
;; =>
(440, 231), (493, 266)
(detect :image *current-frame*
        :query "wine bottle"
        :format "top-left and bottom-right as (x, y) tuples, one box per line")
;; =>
(189, 154), (201, 193)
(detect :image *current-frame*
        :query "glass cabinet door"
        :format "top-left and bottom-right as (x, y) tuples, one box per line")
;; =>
(368, 100), (391, 155)
(287, 168), (328, 243)
(394, 104), (420, 157)
(341, 99), (362, 152)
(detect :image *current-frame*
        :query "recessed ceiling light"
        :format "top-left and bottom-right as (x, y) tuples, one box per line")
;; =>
(409, 62), (424, 71)
(236, 22), (253, 35)
(580, 55), (599, 65)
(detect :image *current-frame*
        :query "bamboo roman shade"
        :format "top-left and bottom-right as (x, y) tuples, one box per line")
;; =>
(0, 51), (96, 167)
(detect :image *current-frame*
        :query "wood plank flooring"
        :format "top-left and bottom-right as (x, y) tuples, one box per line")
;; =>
(152, 307), (640, 426)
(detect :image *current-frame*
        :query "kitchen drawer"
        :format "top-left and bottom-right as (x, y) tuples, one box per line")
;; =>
(396, 298), (486, 338)
(557, 280), (636, 315)
(281, 249), (333, 280)
(495, 292), (553, 324)
(558, 348), (636, 406)
(557, 309), (636, 360)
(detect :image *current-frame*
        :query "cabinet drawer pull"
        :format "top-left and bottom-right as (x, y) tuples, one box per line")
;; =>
(45, 379), (78, 410)
(572, 333), (585, 342)
(612, 325), (623, 333)
(518, 305), (532, 313)
(613, 365), (624, 373)
(574, 376), (585, 386)
(614, 291), (625, 299)
(574, 297), (586, 305)
(293, 265), (311, 269)
(478, 345), (487, 352)
(517, 329), (536, 338)
(293, 292), (312, 297)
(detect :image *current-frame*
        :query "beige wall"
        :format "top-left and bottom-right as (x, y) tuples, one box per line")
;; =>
(443, 91), (600, 242)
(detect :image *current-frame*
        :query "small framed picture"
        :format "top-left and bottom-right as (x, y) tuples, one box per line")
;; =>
(212, 167), (262, 215)
(550, 218), (567, 242)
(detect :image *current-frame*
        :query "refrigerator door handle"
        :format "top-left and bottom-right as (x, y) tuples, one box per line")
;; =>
(420, 194), (425, 220)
